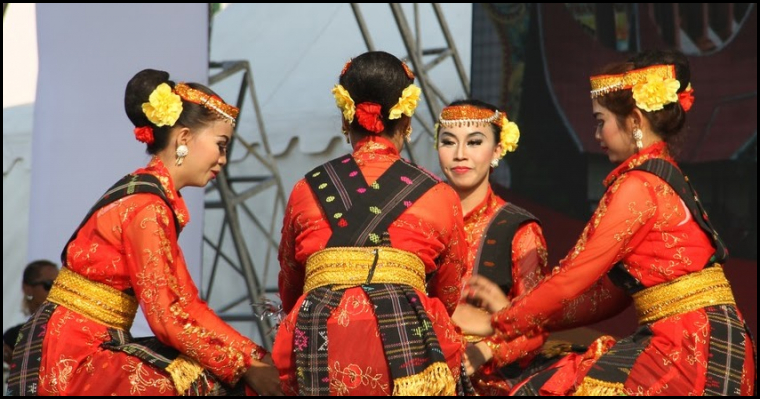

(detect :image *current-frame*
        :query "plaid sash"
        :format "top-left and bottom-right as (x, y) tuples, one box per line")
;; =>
(296, 155), (457, 395)
(6, 303), (55, 396)
(6, 302), (242, 396)
(474, 203), (538, 294)
(101, 329), (245, 395)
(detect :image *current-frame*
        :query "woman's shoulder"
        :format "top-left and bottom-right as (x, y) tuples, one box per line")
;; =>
(429, 180), (460, 200)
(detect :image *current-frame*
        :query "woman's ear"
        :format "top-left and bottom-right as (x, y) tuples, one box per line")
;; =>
(630, 108), (645, 130)
(174, 127), (192, 147)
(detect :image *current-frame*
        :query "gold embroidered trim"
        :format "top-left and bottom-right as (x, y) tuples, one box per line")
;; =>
(573, 376), (626, 396)
(304, 247), (426, 294)
(392, 361), (456, 396)
(166, 354), (205, 395)
(47, 268), (138, 330)
(633, 264), (736, 324)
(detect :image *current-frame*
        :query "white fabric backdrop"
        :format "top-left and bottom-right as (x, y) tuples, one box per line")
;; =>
(20, 3), (207, 337)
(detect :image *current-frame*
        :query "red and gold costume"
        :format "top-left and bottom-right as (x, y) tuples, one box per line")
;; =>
(492, 143), (755, 395)
(460, 187), (551, 395)
(273, 136), (467, 395)
(8, 158), (264, 396)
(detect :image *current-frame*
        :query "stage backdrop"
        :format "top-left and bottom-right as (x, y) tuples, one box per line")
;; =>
(26, 3), (208, 336)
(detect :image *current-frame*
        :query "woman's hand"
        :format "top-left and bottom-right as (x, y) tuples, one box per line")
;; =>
(463, 341), (492, 376)
(465, 275), (510, 314)
(243, 354), (284, 396)
(451, 303), (495, 336)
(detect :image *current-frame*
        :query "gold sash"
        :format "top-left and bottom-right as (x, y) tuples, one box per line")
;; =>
(47, 268), (138, 330)
(304, 247), (427, 293)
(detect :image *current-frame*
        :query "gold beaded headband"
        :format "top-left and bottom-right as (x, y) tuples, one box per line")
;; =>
(174, 83), (239, 125)
(590, 64), (675, 98)
(438, 105), (502, 128)
(589, 64), (691, 112)
(436, 104), (520, 157)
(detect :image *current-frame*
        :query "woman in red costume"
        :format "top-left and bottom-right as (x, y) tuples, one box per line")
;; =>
(435, 99), (552, 395)
(7, 69), (281, 396)
(463, 50), (756, 395)
(273, 51), (468, 396)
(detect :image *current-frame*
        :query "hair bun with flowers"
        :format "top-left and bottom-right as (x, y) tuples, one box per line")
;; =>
(331, 83), (421, 134)
(135, 82), (183, 144)
(134, 82), (240, 144)
(436, 104), (520, 158)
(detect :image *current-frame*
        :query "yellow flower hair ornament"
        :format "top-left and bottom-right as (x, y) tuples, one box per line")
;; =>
(388, 84), (421, 120)
(498, 115), (520, 157)
(332, 84), (355, 122)
(142, 83), (183, 127)
(632, 72), (680, 112)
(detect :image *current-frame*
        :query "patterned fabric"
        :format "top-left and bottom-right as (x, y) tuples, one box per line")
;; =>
(633, 158), (728, 262)
(295, 150), (454, 395)
(7, 301), (244, 396)
(60, 173), (181, 265)
(305, 155), (438, 247)
(8, 157), (265, 395)
(493, 142), (756, 395)
(474, 202), (539, 293)
(274, 135), (467, 395)
(6, 303), (55, 396)
(456, 187), (550, 395)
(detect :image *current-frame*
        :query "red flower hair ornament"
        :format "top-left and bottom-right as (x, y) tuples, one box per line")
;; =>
(134, 126), (155, 144)
(678, 84), (694, 112)
(355, 102), (384, 134)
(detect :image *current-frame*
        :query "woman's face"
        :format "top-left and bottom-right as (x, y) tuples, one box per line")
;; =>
(180, 120), (232, 188)
(437, 123), (501, 195)
(592, 99), (636, 163)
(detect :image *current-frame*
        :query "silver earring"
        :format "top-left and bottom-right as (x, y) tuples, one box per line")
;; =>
(26, 295), (33, 301)
(633, 128), (643, 151)
(490, 159), (499, 168)
(175, 144), (189, 166)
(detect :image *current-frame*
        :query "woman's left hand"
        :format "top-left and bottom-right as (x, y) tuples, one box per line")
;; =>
(463, 341), (492, 376)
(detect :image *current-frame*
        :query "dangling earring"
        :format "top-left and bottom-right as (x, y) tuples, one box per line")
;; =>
(404, 126), (412, 143)
(633, 128), (643, 151)
(490, 158), (499, 168)
(25, 295), (33, 301)
(342, 130), (350, 144)
(175, 144), (189, 166)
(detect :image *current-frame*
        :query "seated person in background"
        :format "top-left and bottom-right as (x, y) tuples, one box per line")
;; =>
(3, 259), (59, 364)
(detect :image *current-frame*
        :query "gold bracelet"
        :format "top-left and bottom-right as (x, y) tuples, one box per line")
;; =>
(482, 339), (503, 367)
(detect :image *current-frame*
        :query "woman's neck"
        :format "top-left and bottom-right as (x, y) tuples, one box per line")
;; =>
(155, 153), (186, 190)
(458, 179), (490, 215)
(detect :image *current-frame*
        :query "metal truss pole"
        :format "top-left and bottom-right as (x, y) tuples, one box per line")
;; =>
(202, 60), (287, 349)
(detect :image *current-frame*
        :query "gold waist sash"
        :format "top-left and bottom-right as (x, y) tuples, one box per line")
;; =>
(47, 267), (139, 330)
(304, 247), (427, 294)
(633, 265), (736, 324)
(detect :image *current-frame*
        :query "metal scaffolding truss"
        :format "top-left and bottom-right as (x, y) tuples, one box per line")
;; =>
(202, 61), (286, 349)
(352, 3), (470, 138)
(201, 4), (470, 350)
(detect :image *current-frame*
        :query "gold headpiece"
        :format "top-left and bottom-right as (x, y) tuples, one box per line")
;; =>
(436, 104), (520, 157)
(173, 83), (239, 125)
(590, 64), (682, 112)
